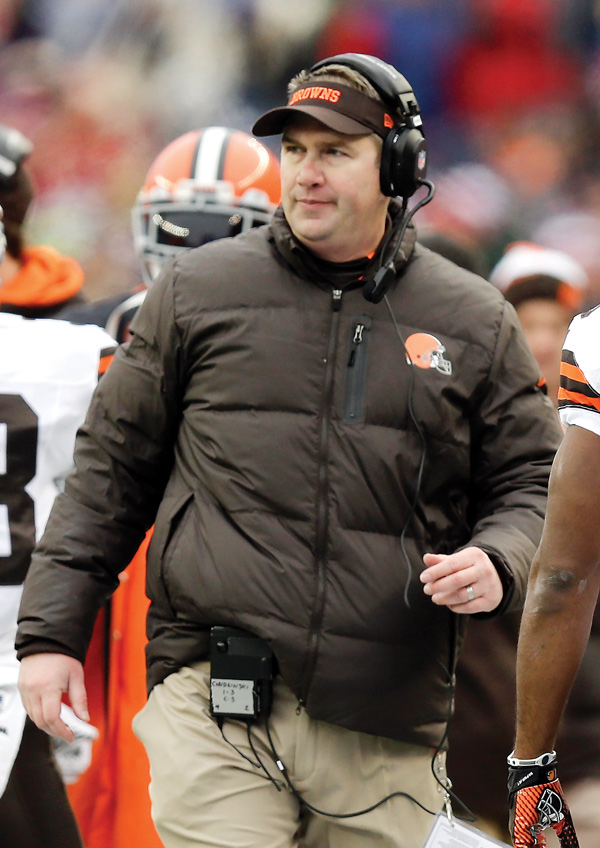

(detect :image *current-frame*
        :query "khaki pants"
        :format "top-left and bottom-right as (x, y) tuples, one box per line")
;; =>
(133, 661), (446, 848)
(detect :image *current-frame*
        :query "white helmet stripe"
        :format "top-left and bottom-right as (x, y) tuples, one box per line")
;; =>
(194, 126), (230, 184)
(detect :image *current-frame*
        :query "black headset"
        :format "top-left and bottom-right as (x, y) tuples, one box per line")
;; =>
(308, 53), (427, 199)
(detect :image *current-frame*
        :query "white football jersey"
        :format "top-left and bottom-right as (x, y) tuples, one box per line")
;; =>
(559, 305), (600, 437)
(0, 314), (115, 658)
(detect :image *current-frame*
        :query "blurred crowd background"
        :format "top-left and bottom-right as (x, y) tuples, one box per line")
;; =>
(2, 0), (600, 302)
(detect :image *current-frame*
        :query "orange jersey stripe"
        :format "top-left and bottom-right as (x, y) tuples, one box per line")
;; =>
(558, 387), (600, 411)
(98, 351), (115, 376)
(560, 360), (587, 384)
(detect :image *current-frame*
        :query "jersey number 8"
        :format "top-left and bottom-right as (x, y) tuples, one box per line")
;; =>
(0, 394), (39, 585)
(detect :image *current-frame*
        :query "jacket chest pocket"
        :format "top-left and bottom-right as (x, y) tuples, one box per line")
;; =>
(344, 314), (372, 423)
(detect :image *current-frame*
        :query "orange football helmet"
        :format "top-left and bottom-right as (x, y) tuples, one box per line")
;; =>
(404, 332), (452, 375)
(132, 126), (281, 285)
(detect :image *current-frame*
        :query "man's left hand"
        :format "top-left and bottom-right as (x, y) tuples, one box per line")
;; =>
(420, 547), (503, 613)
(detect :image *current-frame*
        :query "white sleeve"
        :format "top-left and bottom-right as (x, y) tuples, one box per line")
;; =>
(558, 308), (600, 436)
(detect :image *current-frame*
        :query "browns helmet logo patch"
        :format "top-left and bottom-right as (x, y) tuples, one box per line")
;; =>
(405, 333), (452, 375)
(536, 786), (564, 828)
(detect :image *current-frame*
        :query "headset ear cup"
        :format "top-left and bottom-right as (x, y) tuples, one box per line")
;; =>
(379, 130), (396, 197)
(308, 53), (428, 197)
(380, 129), (428, 198)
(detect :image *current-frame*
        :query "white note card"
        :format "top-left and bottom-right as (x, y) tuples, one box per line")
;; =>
(424, 813), (511, 848)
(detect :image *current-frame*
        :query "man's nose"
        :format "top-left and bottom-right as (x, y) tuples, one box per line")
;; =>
(297, 154), (324, 185)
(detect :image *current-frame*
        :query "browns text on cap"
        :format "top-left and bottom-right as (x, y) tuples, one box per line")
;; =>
(253, 83), (396, 138)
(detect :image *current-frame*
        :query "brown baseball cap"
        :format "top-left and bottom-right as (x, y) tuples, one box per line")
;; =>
(252, 82), (396, 138)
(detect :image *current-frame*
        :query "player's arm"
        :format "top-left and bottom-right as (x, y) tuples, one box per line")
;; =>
(507, 425), (600, 846)
(514, 424), (600, 758)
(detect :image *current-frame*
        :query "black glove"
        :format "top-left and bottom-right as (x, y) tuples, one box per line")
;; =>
(508, 755), (579, 847)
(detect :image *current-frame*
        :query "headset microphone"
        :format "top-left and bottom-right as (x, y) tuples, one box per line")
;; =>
(362, 265), (397, 305)
(363, 178), (436, 304)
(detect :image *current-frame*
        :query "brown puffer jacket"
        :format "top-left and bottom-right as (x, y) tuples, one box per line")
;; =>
(16, 203), (562, 748)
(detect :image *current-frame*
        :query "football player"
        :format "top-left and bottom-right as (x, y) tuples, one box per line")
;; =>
(0, 125), (87, 318)
(508, 306), (600, 846)
(62, 126), (280, 344)
(0, 204), (116, 847)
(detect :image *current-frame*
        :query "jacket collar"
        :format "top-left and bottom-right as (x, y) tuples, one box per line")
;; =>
(269, 200), (417, 290)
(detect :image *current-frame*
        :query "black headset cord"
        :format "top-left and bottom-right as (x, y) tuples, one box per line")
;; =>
(363, 178), (435, 304)
(261, 715), (441, 819)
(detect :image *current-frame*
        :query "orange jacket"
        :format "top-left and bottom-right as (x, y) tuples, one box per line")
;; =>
(0, 245), (84, 314)
(67, 532), (163, 848)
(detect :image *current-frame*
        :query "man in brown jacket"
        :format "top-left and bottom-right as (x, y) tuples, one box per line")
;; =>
(16, 54), (561, 848)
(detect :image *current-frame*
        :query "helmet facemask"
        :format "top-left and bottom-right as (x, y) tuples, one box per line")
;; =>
(131, 127), (281, 285)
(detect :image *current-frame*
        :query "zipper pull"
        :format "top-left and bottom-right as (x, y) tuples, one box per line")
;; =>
(348, 322), (365, 366)
(332, 289), (343, 311)
(296, 699), (305, 715)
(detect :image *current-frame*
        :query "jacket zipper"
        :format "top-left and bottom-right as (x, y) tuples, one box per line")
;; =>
(344, 315), (372, 422)
(299, 287), (342, 706)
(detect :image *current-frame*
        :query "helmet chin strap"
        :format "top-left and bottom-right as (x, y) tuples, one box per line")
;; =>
(362, 179), (435, 304)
